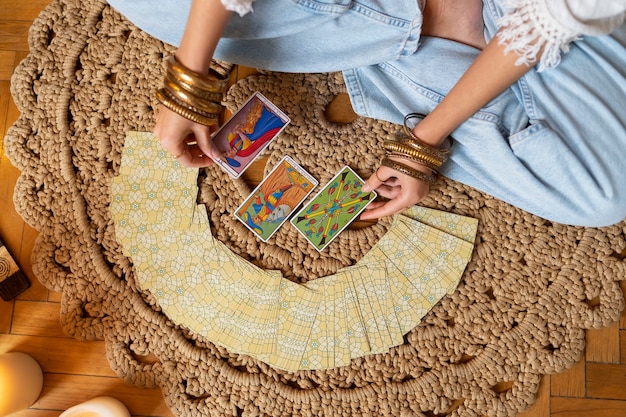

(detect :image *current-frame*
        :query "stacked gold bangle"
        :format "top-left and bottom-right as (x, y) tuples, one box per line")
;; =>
(379, 113), (453, 185)
(156, 55), (229, 126)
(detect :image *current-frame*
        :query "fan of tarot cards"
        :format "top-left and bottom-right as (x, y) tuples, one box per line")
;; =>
(110, 96), (478, 372)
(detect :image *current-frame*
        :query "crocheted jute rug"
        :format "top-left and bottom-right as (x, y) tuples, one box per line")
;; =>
(5, 0), (626, 416)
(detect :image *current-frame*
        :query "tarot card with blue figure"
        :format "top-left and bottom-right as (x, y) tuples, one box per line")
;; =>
(235, 156), (318, 242)
(291, 166), (377, 252)
(212, 92), (290, 178)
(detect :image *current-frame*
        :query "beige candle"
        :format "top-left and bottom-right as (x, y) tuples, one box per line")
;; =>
(59, 397), (131, 417)
(0, 352), (44, 415)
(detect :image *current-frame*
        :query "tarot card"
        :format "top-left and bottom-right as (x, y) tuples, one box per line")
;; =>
(212, 92), (290, 178)
(329, 276), (352, 367)
(291, 166), (377, 252)
(269, 279), (321, 372)
(301, 277), (336, 370)
(235, 156), (318, 241)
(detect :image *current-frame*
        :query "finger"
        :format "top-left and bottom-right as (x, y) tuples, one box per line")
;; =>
(362, 167), (386, 192)
(373, 184), (401, 200)
(359, 196), (412, 220)
(194, 126), (223, 161)
(186, 153), (215, 168)
(362, 201), (387, 211)
(173, 144), (217, 168)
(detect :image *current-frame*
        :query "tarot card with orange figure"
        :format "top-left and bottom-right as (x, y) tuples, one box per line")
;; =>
(212, 92), (290, 178)
(235, 156), (318, 241)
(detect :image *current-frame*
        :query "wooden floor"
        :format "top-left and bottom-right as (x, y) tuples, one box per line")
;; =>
(2, 1), (626, 416)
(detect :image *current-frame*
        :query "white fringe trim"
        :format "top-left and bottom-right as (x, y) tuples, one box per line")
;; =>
(221, 0), (255, 16)
(496, 0), (579, 71)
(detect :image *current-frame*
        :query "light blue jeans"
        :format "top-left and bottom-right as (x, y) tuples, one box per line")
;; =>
(107, 0), (626, 227)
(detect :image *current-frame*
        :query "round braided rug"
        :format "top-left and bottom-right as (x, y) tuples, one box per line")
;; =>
(5, 0), (626, 415)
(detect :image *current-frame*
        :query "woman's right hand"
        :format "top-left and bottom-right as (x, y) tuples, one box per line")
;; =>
(152, 0), (232, 167)
(153, 106), (223, 168)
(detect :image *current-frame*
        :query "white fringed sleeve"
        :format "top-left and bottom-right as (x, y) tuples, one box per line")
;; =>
(221, 0), (255, 16)
(497, 0), (626, 71)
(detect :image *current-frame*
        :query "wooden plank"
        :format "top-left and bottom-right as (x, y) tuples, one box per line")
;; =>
(48, 290), (62, 303)
(0, 334), (117, 376)
(0, 21), (31, 51)
(14, 50), (30, 73)
(33, 373), (173, 416)
(621, 330), (626, 364)
(551, 397), (626, 417)
(15, 225), (45, 300)
(551, 356), (585, 397)
(0, 50), (16, 80)
(0, 299), (14, 333)
(517, 375), (550, 417)
(0, 85), (8, 141)
(0, 0), (52, 21)
(9, 410), (60, 417)
(5, 74), (21, 127)
(586, 321), (620, 363)
(11, 300), (69, 338)
(586, 363), (626, 400)
(0, 161), (23, 249)
(619, 278), (626, 329)
(0, 80), (10, 142)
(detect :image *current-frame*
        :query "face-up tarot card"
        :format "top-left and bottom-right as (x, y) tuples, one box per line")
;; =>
(235, 156), (318, 241)
(212, 92), (290, 178)
(291, 166), (377, 252)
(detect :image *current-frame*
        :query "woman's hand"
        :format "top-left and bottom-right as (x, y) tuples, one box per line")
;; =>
(153, 106), (222, 168)
(152, 0), (232, 167)
(359, 158), (432, 220)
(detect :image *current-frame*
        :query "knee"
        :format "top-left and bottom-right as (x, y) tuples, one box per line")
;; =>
(564, 191), (626, 228)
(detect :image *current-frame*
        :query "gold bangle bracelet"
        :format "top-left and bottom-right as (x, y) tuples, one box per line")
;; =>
(388, 152), (439, 173)
(158, 87), (222, 120)
(395, 130), (449, 161)
(167, 73), (224, 103)
(156, 89), (219, 126)
(401, 125), (451, 160)
(163, 77), (223, 115)
(382, 140), (444, 168)
(167, 56), (229, 93)
(403, 113), (453, 154)
(380, 157), (437, 185)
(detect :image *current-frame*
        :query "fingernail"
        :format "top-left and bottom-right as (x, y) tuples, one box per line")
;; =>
(362, 183), (371, 192)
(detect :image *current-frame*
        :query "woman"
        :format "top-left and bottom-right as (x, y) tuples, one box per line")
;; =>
(106, 0), (626, 227)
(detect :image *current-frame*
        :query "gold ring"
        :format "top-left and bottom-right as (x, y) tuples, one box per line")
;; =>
(172, 151), (184, 159)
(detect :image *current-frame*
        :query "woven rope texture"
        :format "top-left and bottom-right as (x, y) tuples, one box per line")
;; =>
(4, 0), (625, 416)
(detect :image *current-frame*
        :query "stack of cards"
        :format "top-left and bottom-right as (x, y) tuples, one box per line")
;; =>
(111, 131), (478, 372)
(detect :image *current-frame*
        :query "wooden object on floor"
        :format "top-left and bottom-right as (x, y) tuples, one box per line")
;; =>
(1, 1), (626, 415)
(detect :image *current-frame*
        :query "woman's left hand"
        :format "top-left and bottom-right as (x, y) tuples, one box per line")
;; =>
(359, 160), (432, 220)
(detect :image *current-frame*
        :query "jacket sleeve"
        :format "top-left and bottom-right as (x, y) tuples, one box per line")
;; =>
(496, 0), (626, 71)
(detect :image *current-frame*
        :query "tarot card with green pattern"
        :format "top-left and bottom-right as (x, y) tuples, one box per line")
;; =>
(291, 166), (376, 251)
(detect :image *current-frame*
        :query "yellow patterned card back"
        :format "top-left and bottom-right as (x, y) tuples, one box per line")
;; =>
(110, 132), (478, 371)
